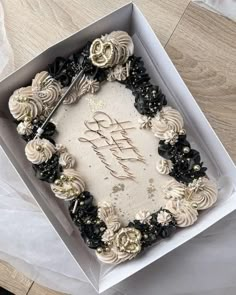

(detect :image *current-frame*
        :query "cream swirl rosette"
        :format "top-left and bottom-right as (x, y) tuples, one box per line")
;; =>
(9, 86), (43, 121)
(32, 71), (61, 106)
(98, 202), (121, 232)
(25, 138), (56, 164)
(186, 177), (218, 210)
(165, 199), (198, 227)
(156, 158), (173, 174)
(151, 106), (184, 139)
(51, 169), (85, 200)
(59, 152), (76, 169)
(163, 179), (186, 200)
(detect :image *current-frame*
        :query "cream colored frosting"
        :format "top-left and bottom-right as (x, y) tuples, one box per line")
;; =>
(107, 62), (130, 82)
(187, 177), (218, 210)
(96, 245), (136, 264)
(98, 202), (121, 232)
(85, 78), (100, 94)
(25, 138), (56, 164)
(90, 31), (134, 68)
(59, 152), (76, 169)
(135, 210), (151, 224)
(32, 71), (61, 107)
(157, 210), (172, 226)
(163, 130), (179, 144)
(156, 158), (173, 174)
(138, 115), (152, 129)
(51, 169), (85, 200)
(163, 179), (186, 200)
(17, 121), (33, 136)
(106, 31), (134, 57)
(165, 199), (198, 227)
(9, 86), (43, 121)
(55, 144), (67, 153)
(102, 229), (115, 243)
(62, 75), (99, 105)
(151, 106), (184, 139)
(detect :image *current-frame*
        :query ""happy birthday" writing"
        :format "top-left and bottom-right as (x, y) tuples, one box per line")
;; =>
(78, 111), (145, 180)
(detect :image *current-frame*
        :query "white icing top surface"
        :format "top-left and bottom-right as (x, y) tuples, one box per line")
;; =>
(53, 82), (173, 224)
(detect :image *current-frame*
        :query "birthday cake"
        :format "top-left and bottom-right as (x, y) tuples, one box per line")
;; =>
(8, 31), (218, 264)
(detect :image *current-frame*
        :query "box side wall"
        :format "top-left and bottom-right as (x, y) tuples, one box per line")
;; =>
(0, 3), (133, 291)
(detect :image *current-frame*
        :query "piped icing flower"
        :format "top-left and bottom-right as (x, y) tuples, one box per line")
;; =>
(156, 158), (173, 174)
(32, 71), (61, 106)
(51, 169), (85, 200)
(9, 86), (43, 121)
(107, 62), (130, 82)
(17, 121), (33, 136)
(59, 152), (76, 169)
(98, 202), (121, 232)
(165, 199), (198, 227)
(151, 106), (184, 139)
(157, 210), (172, 226)
(186, 177), (218, 210)
(163, 179), (186, 200)
(138, 115), (152, 129)
(25, 138), (56, 164)
(135, 210), (152, 224)
(101, 229), (115, 243)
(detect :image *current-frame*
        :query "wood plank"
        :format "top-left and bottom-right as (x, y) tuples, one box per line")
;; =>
(27, 283), (66, 295)
(2, 0), (190, 68)
(0, 260), (32, 295)
(166, 3), (236, 161)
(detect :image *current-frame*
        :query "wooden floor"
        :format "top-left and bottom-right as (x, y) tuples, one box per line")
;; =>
(1, 0), (236, 294)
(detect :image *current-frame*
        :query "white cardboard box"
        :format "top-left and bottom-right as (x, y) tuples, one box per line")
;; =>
(0, 3), (236, 293)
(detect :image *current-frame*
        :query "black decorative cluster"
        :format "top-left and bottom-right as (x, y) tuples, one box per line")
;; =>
(158, 134), (207, 184)
(69, 191), (106, 249)
(19, 120), (56, 143)
(48, 42), (107, 87)
(128, 209), (176, 249)
(122, 56), (167, 117)
(33, 154), (62, 183)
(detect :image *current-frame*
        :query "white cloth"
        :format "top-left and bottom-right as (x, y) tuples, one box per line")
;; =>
(0, 2), (236, 295)
(193, 0), (236, 21)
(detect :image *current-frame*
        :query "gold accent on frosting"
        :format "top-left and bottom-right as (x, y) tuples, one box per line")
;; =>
(186, 177), (218, 210)
(90, 31), (133, 68)
(25, 138), (56, 164)
(115, 227), (141, 254)
(51, 169), (85, 200)
(9, 86), (43, 121)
